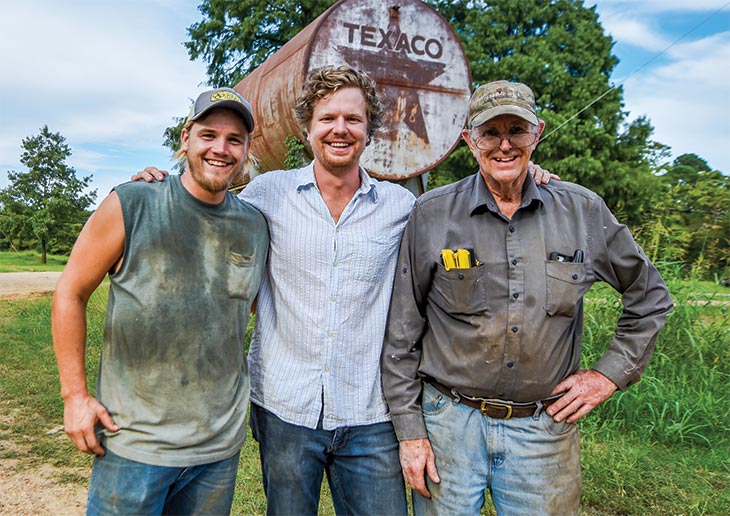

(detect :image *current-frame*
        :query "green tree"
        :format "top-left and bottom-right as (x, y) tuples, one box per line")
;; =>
(186, 0), (334, 87)
(179, 0), (663, 225)
(636, 154), (729, 278)
(0, 126), (96, 263)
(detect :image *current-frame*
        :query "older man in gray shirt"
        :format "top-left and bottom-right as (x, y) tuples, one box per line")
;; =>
(381, 80), (673, 515)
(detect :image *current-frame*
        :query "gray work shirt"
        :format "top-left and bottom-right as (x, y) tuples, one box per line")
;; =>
(381, 173), (673, 441)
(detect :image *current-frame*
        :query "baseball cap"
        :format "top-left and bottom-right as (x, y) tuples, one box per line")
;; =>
(188, 87), (255, 132)
(468, 80), (538, 128)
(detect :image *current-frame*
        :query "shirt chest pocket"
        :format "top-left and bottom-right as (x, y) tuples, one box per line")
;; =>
(545, 261), (588, 317)
(351, 236), (396, 285)
(429, 263), (486, 315)
(226, 250), (257, 300)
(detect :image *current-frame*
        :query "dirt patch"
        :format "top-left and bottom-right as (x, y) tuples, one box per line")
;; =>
(0, 272), (63, 301)
(0, 407), (88, 515)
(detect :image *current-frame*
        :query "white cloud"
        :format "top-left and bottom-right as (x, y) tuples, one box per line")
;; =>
(0, 1), (207, 172)
(600, 16), (668, 51)
(621, 32), (730, 170)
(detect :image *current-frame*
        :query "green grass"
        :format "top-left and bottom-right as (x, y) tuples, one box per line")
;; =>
(1, 278), (728, 515)
(0, 250), (68, 272)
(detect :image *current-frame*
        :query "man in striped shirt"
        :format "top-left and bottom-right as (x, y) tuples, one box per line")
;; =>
(240, 66), (414, 515)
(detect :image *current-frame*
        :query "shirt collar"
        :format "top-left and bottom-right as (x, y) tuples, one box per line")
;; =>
(296, 161), (378, 203)
(468, 170), (544, 216)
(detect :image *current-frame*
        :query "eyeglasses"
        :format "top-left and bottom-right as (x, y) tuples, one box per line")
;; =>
(469, 129), (539, 151)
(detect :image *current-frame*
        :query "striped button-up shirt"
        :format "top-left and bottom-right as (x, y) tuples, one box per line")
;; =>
(240, 163), (415, 430)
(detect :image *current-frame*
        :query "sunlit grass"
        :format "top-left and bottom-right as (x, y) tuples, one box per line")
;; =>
(1, 274), (728, 514)
(0, 250), (68, 272)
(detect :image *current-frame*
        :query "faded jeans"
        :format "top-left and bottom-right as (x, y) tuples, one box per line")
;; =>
(86, 448), (240, 515)
(250, 402), (407, 516)
(414, 382), (581, 516)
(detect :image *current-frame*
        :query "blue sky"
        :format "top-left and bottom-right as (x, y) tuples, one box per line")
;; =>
(1, 0), (728, 206)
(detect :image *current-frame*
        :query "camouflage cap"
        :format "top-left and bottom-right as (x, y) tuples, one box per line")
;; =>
(468, 80), (538, 128)
(188, 87), (255, 132)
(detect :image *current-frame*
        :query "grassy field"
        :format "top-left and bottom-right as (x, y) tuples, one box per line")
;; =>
(0, 250), (68, 272)
(0, 268), (728, 514)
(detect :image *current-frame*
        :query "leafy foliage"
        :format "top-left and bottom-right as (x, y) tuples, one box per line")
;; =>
(636, 154), (730, 278)
(0, 126), (96, 263)
(186, 0), (335, 87)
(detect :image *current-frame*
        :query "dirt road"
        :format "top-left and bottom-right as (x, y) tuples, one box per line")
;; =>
(0, 272), (63, 300)
(1, 272), (89, 514)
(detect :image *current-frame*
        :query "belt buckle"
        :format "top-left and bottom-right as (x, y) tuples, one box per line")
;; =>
(480, 400), (513, 420)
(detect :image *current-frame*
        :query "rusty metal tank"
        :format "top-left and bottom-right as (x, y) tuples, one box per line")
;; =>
(233, 0), (471, 192)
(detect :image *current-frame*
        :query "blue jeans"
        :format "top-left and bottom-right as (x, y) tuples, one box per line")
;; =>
(250, 403), (407, 516)
(414, 383), (581, 516)
(86, 449), (240, 515)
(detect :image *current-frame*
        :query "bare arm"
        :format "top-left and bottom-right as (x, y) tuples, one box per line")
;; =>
(52, 192), (125, 455)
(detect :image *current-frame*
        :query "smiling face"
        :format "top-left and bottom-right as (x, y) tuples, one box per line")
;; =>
(180, 108), (250, 203)
(463, 114), (544, 192)
(306, 86), (369, 177)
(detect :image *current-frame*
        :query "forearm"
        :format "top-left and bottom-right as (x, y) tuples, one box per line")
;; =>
(52, 290), (91, 400)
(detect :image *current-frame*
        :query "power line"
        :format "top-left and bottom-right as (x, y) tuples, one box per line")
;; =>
(539, 2), (730, 143)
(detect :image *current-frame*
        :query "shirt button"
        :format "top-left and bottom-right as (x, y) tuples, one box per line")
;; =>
(508, 225), (515, 233)
(511, 259), (517, 266)
(458, 273), (464, 280)
(507, 361), (514, 368)
(572, 273), (579, 280)
(511, 326), (518, 333)
(327, 331), (333, 337)
(512, 292), (519, 299)
(333, 261), (338, 267)
(330, 296), (336, 302)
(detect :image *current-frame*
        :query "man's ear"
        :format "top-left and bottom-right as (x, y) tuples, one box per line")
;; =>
(180, 127), (190, 151)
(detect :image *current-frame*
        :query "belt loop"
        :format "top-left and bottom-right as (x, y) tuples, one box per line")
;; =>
(532, 400), (544, 420)
(450, 388), (461, 405)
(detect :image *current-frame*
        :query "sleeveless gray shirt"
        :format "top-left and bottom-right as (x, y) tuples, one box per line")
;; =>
(99, 175), (268, 467)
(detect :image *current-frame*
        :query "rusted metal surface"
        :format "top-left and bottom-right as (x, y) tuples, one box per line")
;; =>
(234, 0), (471, 182)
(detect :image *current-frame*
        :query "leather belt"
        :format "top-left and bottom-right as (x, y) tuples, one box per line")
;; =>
(426, 379), (562, 420)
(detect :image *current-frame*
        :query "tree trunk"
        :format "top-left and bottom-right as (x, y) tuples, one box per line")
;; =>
(41, 239), (47, 264)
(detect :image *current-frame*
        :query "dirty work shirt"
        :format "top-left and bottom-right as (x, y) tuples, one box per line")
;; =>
(240, 163), (415, 430)
(99, 175), (268, 467)
(382, 173), (673, 440)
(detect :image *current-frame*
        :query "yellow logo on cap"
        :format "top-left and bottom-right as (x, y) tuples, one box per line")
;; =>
(210, 91), (242, 104)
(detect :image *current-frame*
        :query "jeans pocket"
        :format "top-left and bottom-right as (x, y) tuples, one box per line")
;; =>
(421, 383), (451, 416)
(541, 411), (577, 436)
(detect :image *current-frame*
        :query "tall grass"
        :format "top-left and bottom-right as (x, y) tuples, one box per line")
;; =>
(581, 274), (729, 453)
(0, 270), (728, 514)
